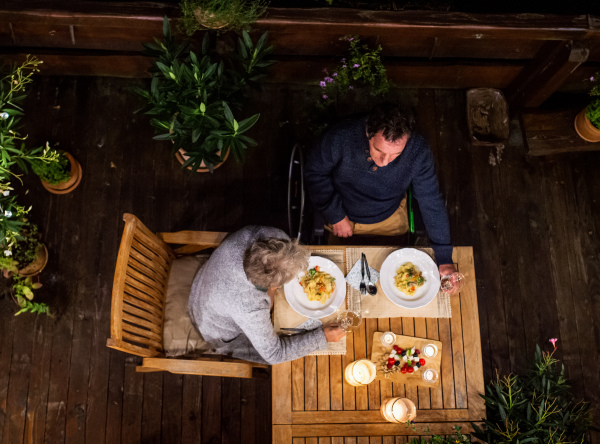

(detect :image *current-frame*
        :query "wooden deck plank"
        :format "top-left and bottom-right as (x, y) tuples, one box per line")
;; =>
(401, 318), (417, 404)
(222, 377), (241, 444)
(389, 318), (405, 399)
(292, 359), (305, 412)
(201, 376), (221, 444)
(304, 356), (317, 412)
(377, 319), (393, 405)
(329, 355), (343, 411)
(342, 327), (356, 411)
(317, 356), (330, 411)
(365, 318), (380, 410)
(353, 316), (368, 411)
(414, 318), (431, 410)
(120, 359), (143, 444)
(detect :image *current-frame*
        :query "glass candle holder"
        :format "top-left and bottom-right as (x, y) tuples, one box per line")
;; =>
(380, 331), (397, 347)
(344, 359), (377, 386)
(421, 368), (439, 384)
(423, 343), (438, 358)
(380, 397), (417, 423)
(380, 398), (408, 423)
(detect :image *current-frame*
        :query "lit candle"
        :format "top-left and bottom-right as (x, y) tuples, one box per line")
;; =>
(423, 343), (438, 358)
(345, 359), (377, 386)
(380, 331), (397, 347)
(421, 369), (439, 383)
(380, 398), (408, 423)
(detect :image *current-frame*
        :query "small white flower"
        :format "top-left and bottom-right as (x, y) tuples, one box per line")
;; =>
(4, 211), (11, 218)
(4, 250), (12, 256)
(0, 112), (8, 120)
(2, 191), (9, 196)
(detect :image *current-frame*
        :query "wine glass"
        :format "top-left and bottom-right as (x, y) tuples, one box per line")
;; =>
(337, 310), (362, 332)
(440, 272), (465, 294)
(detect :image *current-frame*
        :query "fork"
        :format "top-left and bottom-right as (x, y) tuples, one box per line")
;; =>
(359, 254), (367, 296)
(362, 253), (378, 296)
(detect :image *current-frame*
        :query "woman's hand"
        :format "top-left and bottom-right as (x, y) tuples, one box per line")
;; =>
(323, 323), (346, 342)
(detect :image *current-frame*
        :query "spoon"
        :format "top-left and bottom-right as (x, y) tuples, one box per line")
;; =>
(359, 254), (367, 296)
(362, 253), (378, 295)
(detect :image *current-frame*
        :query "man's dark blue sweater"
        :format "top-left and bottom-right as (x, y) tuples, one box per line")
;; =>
(304, 117), (453, 266)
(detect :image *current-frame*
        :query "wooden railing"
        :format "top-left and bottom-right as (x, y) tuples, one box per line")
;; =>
(1, 1), (599, 105)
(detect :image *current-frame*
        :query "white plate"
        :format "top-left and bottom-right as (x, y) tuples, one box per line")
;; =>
(283, 256), (346, 319)
(380, 248), (440, 309)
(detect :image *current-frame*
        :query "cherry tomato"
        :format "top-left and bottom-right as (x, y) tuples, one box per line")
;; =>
(419, 358), (426, 365)
(387, 363), (393, 369)
(408, 367), (414, 373)
(388, 358), (395, 364)
(393, 345), (400, 352)
(401, 367), (407, 374)
(415, 349), (420, 355)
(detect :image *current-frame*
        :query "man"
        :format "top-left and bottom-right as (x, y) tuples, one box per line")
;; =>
(304, 102), (456, 277)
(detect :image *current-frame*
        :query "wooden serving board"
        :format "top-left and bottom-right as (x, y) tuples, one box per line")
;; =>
(370, 332), (443, 388)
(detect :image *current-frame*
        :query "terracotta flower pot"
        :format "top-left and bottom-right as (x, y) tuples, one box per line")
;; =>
(194, 7), (229, 29)
(574, 108), (600, 143)
(40, 152), (83, 194)
(17, 244), (48, 277)
(175, 148), (230, 173)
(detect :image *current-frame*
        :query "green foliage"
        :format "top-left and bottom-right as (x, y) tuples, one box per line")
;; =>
(30, 143), (70, 185)
(11, 219), (41, 269)
(472, 345), (593, 444)
(12, 276), (51, 316)
(179, 0), (268, 35)
(132, 17), (275, 172)
(309, 35), (391, 137)
(585, 73), (600, 130)
(408, 426), (470, 444)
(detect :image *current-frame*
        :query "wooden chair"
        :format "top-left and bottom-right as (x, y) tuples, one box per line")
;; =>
(106, 213), (268, 378)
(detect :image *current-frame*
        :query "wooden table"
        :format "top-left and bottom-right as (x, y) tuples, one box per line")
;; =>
(272, 247), (485, 443)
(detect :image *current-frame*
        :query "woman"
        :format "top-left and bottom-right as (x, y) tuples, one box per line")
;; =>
(188, 225), (345, 365)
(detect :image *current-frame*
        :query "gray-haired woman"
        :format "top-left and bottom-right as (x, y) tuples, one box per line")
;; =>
(188, 226), (345, 365)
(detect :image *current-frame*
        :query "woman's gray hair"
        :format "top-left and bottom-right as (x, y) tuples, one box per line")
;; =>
(243, 237), (310, 288)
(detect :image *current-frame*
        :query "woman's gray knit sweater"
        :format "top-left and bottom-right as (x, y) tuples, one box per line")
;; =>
(188, 226), (328, 365)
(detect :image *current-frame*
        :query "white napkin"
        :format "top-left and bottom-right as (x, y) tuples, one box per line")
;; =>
(345, 259), (380, 291)
(296, 318), (323, 330)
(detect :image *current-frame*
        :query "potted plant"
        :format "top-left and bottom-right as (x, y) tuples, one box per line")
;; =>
(0, 212), (48, 278)
(30, 142), (83, 194)
(11, 276), (50, 316)
(132, 17), (274, 172)
(574, 72), (600, 142)
(309, 35), (391, 137)
(179, 0), (268, 35)
(472, 340), (593, 443)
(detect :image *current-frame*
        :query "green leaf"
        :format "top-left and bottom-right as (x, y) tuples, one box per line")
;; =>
(236, 113), (260, 133)
(222, 102), (234, 123)
(233, 120), (239, 132)
(162, 16), (171, 41)
(242, 31), (253, 51)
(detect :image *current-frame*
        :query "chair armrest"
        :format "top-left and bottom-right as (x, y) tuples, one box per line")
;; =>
(157, 231), (228, 255)
(137, 357), (259, 378)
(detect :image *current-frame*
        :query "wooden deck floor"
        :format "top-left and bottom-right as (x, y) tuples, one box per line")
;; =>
(0, 76), (598, 443)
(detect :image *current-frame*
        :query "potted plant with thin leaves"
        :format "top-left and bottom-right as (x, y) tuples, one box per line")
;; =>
(472, 340), (593, 444)
(575, 72), (600, 142)
(179, 0), (268, 35)
(30, 142), (83, 194)
(132, 17), (274, 173)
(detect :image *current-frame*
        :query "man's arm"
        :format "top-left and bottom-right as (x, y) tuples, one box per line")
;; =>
(411, 141), (454, 269)
(304, 134), (347, 226)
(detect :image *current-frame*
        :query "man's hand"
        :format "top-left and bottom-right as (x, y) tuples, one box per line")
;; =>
(322, 323), (346, 342)
(438, 264), (456, 277)
(332, 216), (353, 238)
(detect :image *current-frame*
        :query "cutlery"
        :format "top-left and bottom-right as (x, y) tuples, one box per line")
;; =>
(359, 254), (367, 296)
(362, 253), (378, 296)
(280, 327), (308, 332)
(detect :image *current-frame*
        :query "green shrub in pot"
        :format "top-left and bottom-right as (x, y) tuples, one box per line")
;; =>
(179, 0), (268, 35)
(132, 17), (274, 172)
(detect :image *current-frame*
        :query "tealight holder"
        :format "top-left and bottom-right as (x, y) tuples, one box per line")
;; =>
(380, 397), (417, 423)
(423, 343), (438, 358)
(380, 331), (397, 347)
(344, 359), (377, 386)
(421, 368), (439, 384)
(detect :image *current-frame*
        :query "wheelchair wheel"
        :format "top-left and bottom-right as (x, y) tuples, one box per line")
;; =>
(287, 143), (305, 241)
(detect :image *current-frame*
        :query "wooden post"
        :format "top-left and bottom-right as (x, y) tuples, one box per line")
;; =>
(506, 40), (589, 108)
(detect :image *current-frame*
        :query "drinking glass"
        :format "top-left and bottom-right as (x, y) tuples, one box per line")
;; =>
(440, 272), (465, 294)
(337, 310), (362, 332)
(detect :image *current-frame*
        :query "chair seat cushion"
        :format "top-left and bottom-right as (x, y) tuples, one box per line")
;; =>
(163, 255), (211, 357)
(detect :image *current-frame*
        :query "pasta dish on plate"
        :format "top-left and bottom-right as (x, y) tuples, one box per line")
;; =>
(394, 262), (426, 297)
(299, 266), (336, 304)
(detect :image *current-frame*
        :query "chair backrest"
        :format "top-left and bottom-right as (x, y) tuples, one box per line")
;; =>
(107, 213), (176, 357)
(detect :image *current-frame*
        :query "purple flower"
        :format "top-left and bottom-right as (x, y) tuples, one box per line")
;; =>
(349, 86), (354, 90)
(333, 73), (338, 77)
(348, 38), (354, 41)
(342, 65), (347, 69)
(324, 76), (334, 83)
(549, 338), (558, 348)
(341, 58), (346, 63)
(322, 94), (328, 99)
(591, 76), (596, 82)
(353, 64), (360, 68)
(320, 81), (326, 88)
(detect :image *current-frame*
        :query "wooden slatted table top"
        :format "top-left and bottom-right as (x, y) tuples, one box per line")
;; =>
(272, 246), (485, 444)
